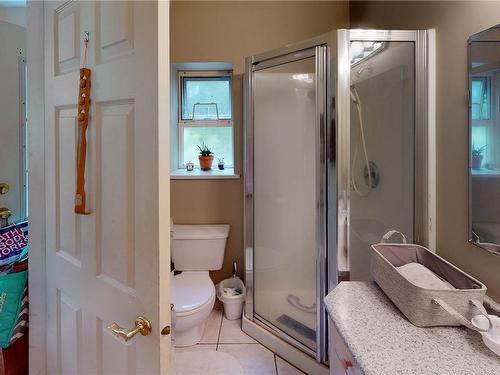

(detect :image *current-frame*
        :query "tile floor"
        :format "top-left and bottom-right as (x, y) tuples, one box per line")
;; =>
(173, 306), (306, 375)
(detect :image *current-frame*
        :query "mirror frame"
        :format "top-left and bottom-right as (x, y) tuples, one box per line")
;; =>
(467, 24), (500, 256)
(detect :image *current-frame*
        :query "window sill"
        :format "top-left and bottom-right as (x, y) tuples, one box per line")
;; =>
(170, 168), (240, 180)
(471, 168), (500, 177)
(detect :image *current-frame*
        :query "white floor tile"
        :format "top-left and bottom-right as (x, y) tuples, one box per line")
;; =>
(219, 317), (257, 344)
(275, 356), (305, 375)
(172, 345), (244, 375)
(174, 344), (217, 353)
(217, 344), (277, 375)
(171, 310), (306, 375)
(200, 309), (223, 344)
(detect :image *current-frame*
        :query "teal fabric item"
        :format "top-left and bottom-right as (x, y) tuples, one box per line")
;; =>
(0, 270), (27, 348)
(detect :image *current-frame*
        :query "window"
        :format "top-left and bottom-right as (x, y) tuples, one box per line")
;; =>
(471, 125), (488, 160)
(471, 77), (491, 121)
(178, 71), (234, 169)
(471, 74), (498, 174)
(181, 76), (232, 120)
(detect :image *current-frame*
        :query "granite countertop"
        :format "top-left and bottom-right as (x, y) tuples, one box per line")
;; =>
(324, 282), (500, 375)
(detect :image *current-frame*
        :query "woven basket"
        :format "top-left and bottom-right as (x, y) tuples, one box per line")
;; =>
(372, 238), (489, 332)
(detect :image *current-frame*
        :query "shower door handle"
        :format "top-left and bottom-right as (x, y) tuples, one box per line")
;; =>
(343, 216), (349, 256)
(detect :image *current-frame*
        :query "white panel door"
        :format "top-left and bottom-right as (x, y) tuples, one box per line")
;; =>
(43, 1), (170, 374)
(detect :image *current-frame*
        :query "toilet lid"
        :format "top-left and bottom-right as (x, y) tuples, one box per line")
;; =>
(172, 272), (214, 313)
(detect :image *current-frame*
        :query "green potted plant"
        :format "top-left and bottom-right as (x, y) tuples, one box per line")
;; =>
(471, 144), (487, 170)
(198, 142), (214, 170)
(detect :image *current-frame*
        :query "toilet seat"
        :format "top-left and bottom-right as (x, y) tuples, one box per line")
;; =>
(172, 271), (215, 316)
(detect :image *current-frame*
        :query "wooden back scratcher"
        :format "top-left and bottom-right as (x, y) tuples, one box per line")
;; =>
(75, 68), (91, 214)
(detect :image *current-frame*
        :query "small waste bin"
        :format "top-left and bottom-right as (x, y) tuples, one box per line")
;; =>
(217, 264), (246, 320)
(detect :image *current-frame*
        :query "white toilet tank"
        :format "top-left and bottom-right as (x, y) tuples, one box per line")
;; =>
(171, 224), (230, 271)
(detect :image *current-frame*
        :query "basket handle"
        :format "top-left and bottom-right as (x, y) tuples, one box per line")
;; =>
(381, 230), (407, 244)
(432, 298), (490, 332)
(469, 299), (493, 330)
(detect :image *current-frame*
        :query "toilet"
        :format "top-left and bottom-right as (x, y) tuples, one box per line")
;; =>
(171, 224), (230, 347)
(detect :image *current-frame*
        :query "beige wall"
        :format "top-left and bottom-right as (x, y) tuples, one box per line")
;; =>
(350, 1), (500, 300)
(170, 1), (349, 283)
(0, 8), (26, 28)
(0, 20), (26, 223)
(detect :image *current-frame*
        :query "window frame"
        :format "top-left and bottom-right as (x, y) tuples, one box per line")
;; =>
(177, 70), (234, 169)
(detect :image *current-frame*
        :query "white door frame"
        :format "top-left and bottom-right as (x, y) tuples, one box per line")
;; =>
(26, 1), (171, 373)
(27, 1), (47, 373)
(158, 1), (171, 372)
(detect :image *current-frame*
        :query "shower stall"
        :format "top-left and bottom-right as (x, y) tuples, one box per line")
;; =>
(243, 29), (435, 370)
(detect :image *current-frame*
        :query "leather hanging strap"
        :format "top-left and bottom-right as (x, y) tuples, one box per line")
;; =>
(75, 33), (91, 215)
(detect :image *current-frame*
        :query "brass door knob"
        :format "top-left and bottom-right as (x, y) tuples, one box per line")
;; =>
(108, 316), (152, 342)
(0, 208), (12, 220)
(0, 183), (9, 195)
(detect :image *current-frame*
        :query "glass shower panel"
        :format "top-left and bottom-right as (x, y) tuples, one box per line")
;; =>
(253, 56), (317, 351)
(348, 41), (415, 280)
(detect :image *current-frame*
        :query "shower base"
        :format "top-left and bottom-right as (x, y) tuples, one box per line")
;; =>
(242, 315), (329, 375)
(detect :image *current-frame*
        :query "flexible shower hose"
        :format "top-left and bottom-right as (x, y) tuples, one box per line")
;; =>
(350, 86), (373, 197)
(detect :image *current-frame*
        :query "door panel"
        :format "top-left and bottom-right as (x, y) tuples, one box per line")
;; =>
(55, 107), (81, 265)
(43, 1), (169, 374)
(96, 101), (136, 292)
(54, 2), (80, 75)
(95, 1), (134, 64)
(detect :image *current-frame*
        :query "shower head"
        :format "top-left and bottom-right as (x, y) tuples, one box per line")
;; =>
(351, 41), (386, 68)
(351, 65), (374, 86)
(350, 41), (385, 87)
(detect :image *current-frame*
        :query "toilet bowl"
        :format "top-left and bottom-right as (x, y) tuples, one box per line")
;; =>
(170, 224), (230, 347)
(172, 271), (216, 347)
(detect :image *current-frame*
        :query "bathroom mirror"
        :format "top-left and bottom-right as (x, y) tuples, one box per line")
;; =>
(468, 24), (500, 255)
(0, 12), (27, 227)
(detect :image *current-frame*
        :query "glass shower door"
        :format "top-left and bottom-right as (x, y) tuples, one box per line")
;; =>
(252, 53), (320, 352)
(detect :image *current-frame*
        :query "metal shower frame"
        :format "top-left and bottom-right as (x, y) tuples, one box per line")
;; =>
(243, 29), (434, 364)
